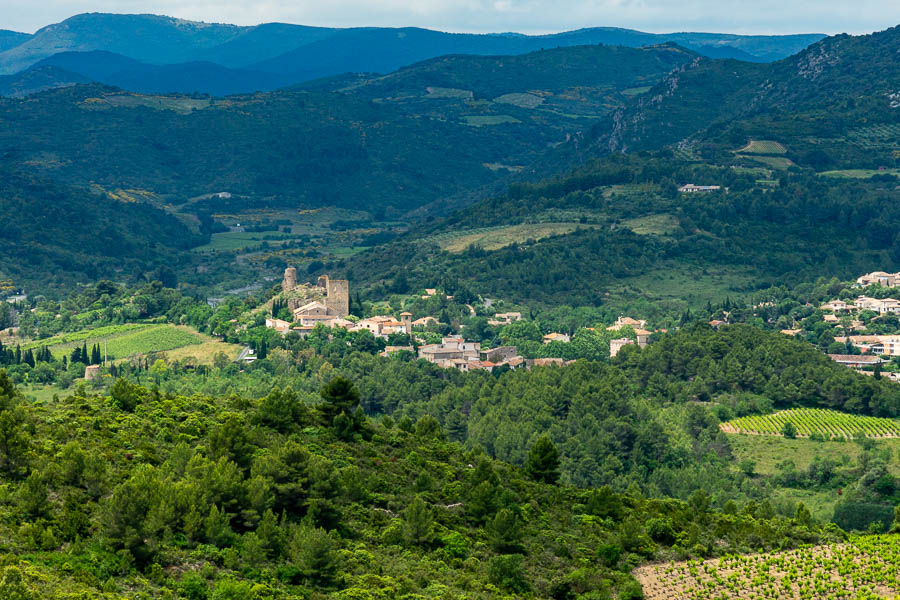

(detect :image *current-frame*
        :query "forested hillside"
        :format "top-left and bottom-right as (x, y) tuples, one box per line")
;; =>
(335, 154), (900, 307)
(603, 26), (900, 168)
(0, 368), (839, 598)
(0, 44), (689, 214)
(0, 169), (207, 292)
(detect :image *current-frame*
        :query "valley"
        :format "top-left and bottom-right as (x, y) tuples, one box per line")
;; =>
(0, 10), (899, 600)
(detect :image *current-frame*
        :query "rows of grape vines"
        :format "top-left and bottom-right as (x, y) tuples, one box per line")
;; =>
(721, 408), (900, 439)
(635, 536), (900, 599)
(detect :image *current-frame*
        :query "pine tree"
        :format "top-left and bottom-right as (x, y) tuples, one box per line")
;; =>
(319, 376), (360, 424)
(70, 347), (82, 364)
(525, 435), (560, 484)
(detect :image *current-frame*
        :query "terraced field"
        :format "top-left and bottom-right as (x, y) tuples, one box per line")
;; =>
(721, 408), (900, 439)
(635, 537), (900, 600)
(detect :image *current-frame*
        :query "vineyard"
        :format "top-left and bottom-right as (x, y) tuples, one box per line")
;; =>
(721, 408), (900, 439)
(23, 323), (152, 350)
(38, 325), (203, 361)
(737, 139), (788, 154)
(635, 536), (900, 600)
(847, 123), (900, 149)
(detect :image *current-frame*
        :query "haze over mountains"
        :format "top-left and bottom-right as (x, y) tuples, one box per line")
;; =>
(0, 13), (827, 97)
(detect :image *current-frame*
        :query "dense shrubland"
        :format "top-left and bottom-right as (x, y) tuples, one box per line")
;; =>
(0, 369), (842, 598)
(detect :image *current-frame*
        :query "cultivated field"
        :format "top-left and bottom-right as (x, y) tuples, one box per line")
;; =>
(737, 139), (787, 154)
(159, 338), (243, 365)
(461, 114), (521, 127)
(737, 154), (795, 169)
(847, 123), (900, 149)
(493, 92), (544, 108)
(634, 537), (900, 600)
(820, 169), (900, 179)
(621, 86), (652, 96)
(425, 87), (473, 99)
(431, 222), (597, 253)
(721, 408), (900, 439)
(23, 323), (151, 350)
(621, 213), (680, 235)
(82, 94), (211, 114)
(36, 324), (205, 361)
(728, 434), (900, 477)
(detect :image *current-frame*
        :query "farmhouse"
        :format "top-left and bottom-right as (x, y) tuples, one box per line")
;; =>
(828, 354), (886, 369)
(542, 332), (571, 344)
(265, 318), (292, 334)
(481, 346), (519, 363)
(418, 337), (481, 367)
(610, 338), (635, 357)
(489, 312), (523, 326)
(820, 299), (852, 312)
(607, 316), (647, 331)
(634, 329), (652, 348)
(857, 271), (900, 287)
(678, 183), (722, 193)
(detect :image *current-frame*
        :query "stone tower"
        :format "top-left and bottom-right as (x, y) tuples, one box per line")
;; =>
(400, 312), (412, 335)
(317, 275), (349, 317)
(282, 267), (297, 292)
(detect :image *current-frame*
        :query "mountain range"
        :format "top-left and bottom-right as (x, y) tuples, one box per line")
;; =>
(0, 13), (826, 97)
(0, 22), (897, 296)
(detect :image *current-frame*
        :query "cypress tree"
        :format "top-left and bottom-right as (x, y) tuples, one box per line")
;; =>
(81, 342), (88, 364)
(71, 347), (82, 364)
(22, 349), (34, 368)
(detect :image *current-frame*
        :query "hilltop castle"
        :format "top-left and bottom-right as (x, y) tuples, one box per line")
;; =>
(281, 268), (349, 318)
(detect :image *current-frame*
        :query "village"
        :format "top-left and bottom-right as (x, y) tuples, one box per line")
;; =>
(265, 268), (658, 372)
(760, 271), (900, 381)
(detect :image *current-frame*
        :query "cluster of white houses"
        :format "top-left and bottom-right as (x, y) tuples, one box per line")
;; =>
(268, 270), (659, 370)
(820, 296), (900, 315)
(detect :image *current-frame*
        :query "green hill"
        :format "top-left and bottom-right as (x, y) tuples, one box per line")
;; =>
(0, 368), (840, 598)
(0, 44), (693, 218)
(0, 168), (206, 293)
(602, 26), (900, 169)
(334, 153), (900, 308)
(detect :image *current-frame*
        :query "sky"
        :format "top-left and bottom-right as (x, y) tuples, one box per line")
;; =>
(1, 0), (898, 35)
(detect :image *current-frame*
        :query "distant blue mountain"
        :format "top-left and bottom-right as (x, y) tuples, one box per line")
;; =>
(0, 30), (31, 53)
(248, 26), (824, 78)
(28, 51), (293, 96)
(0, 13), (826, 78)
(0, 64), (89, 97)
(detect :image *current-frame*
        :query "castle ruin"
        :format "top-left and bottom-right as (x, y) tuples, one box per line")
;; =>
(318, 275), (350, 318)
(282, 267), (297, 292)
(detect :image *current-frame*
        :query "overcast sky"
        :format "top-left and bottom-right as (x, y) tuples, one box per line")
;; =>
(1, 0), (898, 35)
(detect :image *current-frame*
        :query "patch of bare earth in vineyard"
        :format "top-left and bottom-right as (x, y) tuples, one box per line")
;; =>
(634, 536), (900, 599)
